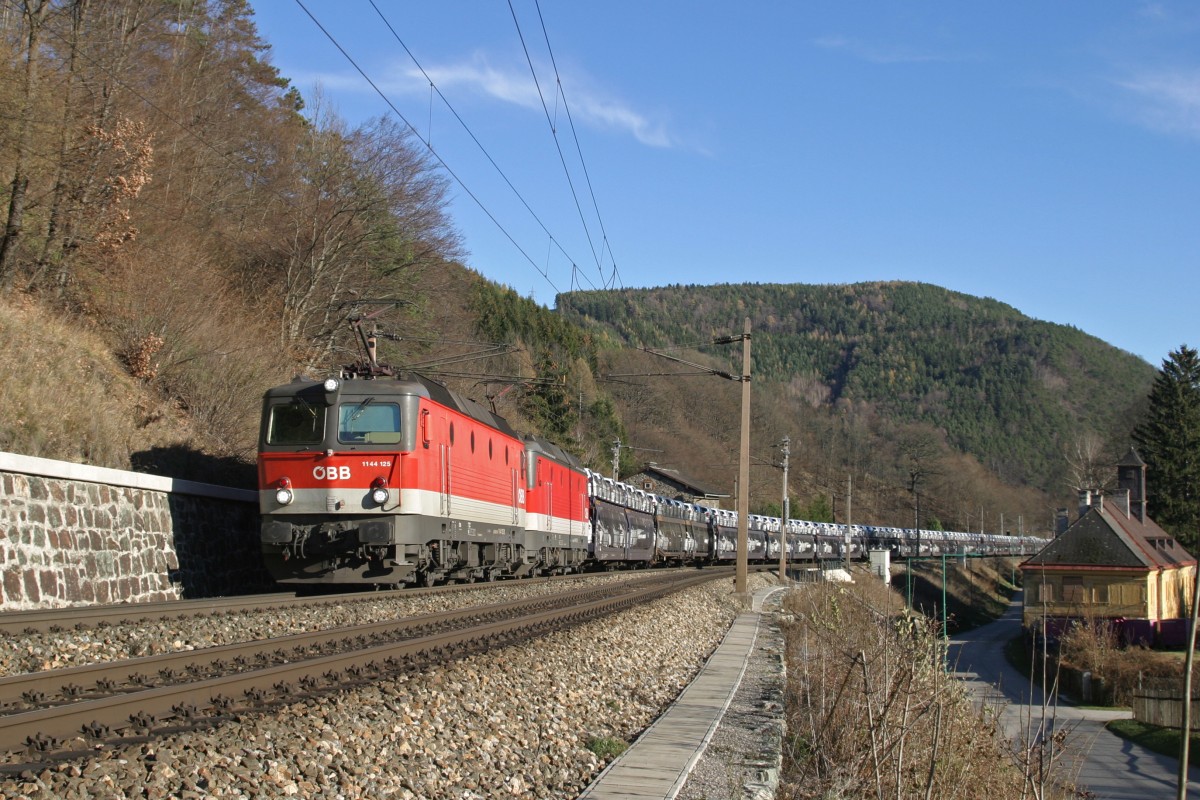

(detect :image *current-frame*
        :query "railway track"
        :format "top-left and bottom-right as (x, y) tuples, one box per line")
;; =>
(0, 573), (605, 636)
(0, 568), (728, 770)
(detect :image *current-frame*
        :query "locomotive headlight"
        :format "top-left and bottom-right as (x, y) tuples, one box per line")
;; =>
(370, 477), (389, 506)
(323, 377), (340, 392)
(275, 477), (294, 506)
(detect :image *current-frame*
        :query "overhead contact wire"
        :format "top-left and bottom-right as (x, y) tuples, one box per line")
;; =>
(366, 0), (594, 292)
(507, 0), (603, 283)
(533, 0), (620, 290)
(295, 0), (561, 294)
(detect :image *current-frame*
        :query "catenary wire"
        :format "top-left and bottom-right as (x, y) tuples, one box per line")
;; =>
(532, 0), (621, 290)
(507, 0), (603, 289)
(365, 0), (598, 293)
(294, 0), (563, 295)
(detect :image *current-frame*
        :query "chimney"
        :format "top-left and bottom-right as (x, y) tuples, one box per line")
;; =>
(1078, 489), (1092, 519)
(1055, 508), (1070, 537)
(1117, 447), (1147, 522)
(1111, 488), (1131, 518)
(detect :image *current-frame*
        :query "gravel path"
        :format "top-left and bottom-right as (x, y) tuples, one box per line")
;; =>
(1, 573), (776, 799)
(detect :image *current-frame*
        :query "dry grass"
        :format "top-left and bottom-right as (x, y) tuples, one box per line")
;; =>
(0, 293), (187, 468)
(0, 290), (276, 484)
(779, 577), (1072, 800)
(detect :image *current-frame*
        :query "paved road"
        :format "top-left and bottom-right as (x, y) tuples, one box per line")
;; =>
(948, 591), (1200, 799)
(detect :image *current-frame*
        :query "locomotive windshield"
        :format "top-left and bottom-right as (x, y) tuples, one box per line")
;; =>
(338, 401), (402, 444)
(266, 399), (326, 445)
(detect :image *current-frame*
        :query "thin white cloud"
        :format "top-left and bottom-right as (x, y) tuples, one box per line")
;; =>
(414, 54), (675, 149)
(1116, 68), (1200, 137)
(1138, 2), (1168, 21)
(280, 53), (681, 150)
(813, 35), (969, 64)
(418, 58), (541, 108)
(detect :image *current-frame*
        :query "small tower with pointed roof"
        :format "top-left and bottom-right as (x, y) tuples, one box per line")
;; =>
(1116, 447), (1147, 523)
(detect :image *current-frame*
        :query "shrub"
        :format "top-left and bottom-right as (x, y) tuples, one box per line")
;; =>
(1058, 616), (1182, 706)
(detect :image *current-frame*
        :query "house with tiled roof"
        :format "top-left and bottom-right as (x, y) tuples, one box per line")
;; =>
(624, 462), (726, 507)
(1021, 449), (1196, 645)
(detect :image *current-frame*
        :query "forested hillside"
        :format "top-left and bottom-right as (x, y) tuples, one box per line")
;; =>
(559, 282), (1155, 494)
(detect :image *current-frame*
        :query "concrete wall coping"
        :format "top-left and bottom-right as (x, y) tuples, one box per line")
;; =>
(0, 450), (256, 503)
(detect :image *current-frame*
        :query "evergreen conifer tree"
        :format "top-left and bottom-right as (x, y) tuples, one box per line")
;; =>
(1133, 345), (1200, 549)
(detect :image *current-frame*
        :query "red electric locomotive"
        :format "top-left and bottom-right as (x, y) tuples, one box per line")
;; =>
(258, 333), (589, 586)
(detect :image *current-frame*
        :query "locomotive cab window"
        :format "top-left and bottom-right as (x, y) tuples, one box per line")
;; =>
(266, 400), (326, 445)
(337, 400), (402, 444)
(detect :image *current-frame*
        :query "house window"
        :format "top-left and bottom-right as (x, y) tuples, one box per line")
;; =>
(1062, 577), (1085, 604)
(1037, 582), (1055, 603)
(1092, 584), (1109, 604)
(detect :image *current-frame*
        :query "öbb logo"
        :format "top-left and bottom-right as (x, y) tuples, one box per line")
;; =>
(313, 466), (352, 480)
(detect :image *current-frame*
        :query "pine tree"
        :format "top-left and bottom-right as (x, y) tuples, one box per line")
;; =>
(1133, 344), (1200, 549)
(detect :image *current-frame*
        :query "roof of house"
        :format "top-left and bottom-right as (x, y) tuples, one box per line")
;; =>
(1022, 496), (1195, 571)
(632, 463), (721, 497)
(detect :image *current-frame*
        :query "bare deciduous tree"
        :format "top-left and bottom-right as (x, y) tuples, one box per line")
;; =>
(0, 0), (53, 287)
(1062, 430), (1113, 493)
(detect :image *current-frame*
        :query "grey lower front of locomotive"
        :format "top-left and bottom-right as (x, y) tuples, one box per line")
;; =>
(261, 510), (547, 585)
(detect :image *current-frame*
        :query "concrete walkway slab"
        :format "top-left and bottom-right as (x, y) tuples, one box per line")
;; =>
(578, 585), (784, 800)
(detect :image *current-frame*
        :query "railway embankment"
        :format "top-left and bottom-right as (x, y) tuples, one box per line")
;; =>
(892, 555), (1022, 634)
(0, 451), (269, 611)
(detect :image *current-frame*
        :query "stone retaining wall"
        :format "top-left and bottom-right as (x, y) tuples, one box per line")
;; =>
(0, 451), (273, 610)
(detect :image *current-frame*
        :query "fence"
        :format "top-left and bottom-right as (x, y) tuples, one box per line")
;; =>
(1133, 676), (1200, 730)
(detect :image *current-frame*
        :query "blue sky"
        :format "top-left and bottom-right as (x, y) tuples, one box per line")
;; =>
(250, 2), (1200, 365)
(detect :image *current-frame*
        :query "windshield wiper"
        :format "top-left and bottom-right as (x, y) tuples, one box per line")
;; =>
(349, 396), (375, 421)
(295, 395), (317, 418)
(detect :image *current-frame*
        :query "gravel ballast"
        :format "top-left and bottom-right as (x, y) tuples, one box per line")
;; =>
(1, 573), (778, 799)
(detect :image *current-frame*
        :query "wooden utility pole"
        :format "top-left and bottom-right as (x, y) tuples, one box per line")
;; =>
(1178, 559), (1200, 799)
(845, 474), (852, 570)
(779, 436), (789, 582)
(735, 317), (751, 600)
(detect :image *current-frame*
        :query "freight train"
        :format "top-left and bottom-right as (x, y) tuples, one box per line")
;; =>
(258, 332), (1036, 587)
